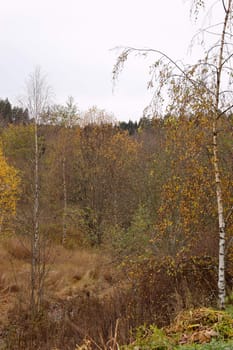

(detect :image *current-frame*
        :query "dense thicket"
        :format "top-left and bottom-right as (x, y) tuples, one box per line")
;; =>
(1, 105), (233, 349)
(2, 109), (233, 258)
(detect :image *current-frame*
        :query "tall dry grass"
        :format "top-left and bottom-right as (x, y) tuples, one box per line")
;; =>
(1, 237), (233, 349)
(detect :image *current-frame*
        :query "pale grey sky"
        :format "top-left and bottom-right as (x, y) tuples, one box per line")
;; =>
(0, 0), (203, 121)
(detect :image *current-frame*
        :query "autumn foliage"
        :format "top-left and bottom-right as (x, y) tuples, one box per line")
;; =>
(1, 108), (233, 349)
(0, 143), (20, 233)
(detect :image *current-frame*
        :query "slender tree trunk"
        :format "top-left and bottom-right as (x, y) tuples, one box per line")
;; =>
(0, 215), (3, 234)
(26, 67), (51, 317)
(62, 155), (67, 245)
(213, 119), (226, 308)
(113, 183), (118, 226)
(31, 119), (40, 314)
(214, 0), (232, 309)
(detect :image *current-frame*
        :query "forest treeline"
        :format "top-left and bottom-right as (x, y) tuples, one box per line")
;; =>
(1, 96), (233, 348)
(1, 96), (233, 260)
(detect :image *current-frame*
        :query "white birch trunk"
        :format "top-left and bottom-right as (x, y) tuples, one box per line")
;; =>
(214, 0), (232, 309)
(213, 120), (226, 308)
(31, 110), (40, 314)
(26, 67), (51, 315)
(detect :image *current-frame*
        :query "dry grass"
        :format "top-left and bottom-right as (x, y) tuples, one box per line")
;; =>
(0, 236), (122, 349)
(0, 237), (227, 349)
(3, 236), (31, 261)
(0, 236), (117, 328)
(45, 245), (116, 300)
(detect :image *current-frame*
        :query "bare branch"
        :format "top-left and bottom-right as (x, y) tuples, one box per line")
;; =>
(113, 46), (217, 100)
(220, 52), (233, 67)
(217, 103), (233, 118)
(222, 0), (227, 13)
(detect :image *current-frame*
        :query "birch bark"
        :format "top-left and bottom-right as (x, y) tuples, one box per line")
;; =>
(25, 67), (51, 315)
(213, 0), (232, 309)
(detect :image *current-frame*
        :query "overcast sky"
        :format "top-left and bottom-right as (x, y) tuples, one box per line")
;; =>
(0, 0), (203, 121)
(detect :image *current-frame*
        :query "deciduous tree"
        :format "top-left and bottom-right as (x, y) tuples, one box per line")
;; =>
(0, 144), (20, 233)
(23, 67), (51, 315)
(113, 0), (233, 308)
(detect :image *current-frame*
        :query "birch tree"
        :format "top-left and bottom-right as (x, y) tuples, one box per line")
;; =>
(46, 97), (79, 244)
(113, 0), (233, 308)
(24, 67), (51, 314)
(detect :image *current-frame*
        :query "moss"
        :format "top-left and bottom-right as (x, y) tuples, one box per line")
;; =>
(123, 307), (233, 350)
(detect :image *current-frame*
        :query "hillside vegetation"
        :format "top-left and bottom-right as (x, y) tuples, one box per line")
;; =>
(1, 104), (233, 348)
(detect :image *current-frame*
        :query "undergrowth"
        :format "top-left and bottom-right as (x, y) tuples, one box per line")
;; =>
(122, 307), (233, 350)
(1, 238), (233, 350)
